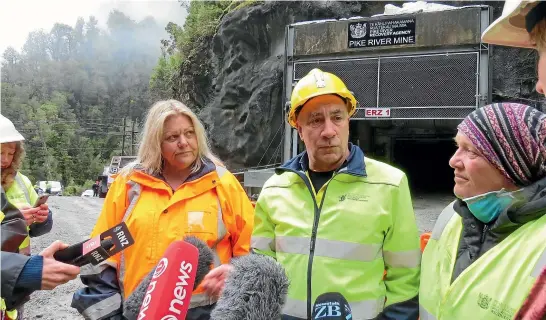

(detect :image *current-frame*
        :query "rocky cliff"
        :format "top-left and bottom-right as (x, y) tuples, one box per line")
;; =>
(192, 1), (542, 169)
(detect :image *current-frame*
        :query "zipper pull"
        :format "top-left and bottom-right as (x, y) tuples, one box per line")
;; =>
(480, 225), (488, 243)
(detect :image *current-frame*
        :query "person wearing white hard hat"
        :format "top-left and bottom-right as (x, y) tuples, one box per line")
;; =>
(418, 2), (546, 320)
(481, 0), (546, 94)
(1, 114), (54, 318)
(1, 114), (53, 247)
(481, 2), (546, 319)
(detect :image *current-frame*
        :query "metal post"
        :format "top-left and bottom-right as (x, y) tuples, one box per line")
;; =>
(283, 25), (295, 161)
(131, 118), (136, 156)
(121, 117), (126, 156)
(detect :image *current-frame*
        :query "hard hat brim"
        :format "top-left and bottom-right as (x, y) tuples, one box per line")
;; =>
(481, 0), (539, 49)
(0, 132), (25, 144)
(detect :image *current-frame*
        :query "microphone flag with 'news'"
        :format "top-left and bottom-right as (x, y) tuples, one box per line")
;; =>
(210, 254), (290, 320)
(122, 236), (214, 320)
(312, 292), (353, 320)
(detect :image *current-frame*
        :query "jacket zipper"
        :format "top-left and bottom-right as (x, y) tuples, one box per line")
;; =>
(481, 225), (489, 243)
(283, 168), (334, 319)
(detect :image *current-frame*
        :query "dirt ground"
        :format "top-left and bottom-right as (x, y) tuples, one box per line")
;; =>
(22, 193), (453, 319)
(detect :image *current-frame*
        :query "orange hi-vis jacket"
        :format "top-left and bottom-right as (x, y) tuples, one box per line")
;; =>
(72, 159), (254, 320)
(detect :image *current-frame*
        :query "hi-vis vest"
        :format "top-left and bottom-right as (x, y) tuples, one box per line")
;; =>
(5, 173), (36, 256)
(252, 157), (421, 320)
(419, 201), (546, 320)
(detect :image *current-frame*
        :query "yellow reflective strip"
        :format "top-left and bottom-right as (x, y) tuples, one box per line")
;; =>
(431, 202), (456, 240)
(251, 236), (275, 252)
(190, 293), (217, 309)
(532, 248), (546, 278)
(419, 304), (437, 320)
(276, 236), (382, 262)
(81, 293), (122, 320)
(383, 249), (421, 268)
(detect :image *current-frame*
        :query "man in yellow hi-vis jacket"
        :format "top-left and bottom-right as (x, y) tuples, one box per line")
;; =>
(251, 69), (421, 320)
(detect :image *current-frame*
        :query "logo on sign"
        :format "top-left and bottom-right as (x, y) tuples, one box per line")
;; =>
(153, 258), (168, 279)
(113, 225), (122, 233)
(349, 22), (367, 39)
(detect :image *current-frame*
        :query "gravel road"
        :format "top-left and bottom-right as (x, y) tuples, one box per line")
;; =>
(22, 193), (453, 319)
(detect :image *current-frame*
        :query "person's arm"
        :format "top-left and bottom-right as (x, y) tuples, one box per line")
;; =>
(220, 171), (255, 257)
(250, 188), (277, 259)
(379, 174), (421, 320)
(72, 175), (128, 320)
(2, 241), (80, 310)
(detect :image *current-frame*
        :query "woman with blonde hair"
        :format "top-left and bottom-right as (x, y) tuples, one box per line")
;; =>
(1, 114), (53, 319)
(72, 100), (255, 320)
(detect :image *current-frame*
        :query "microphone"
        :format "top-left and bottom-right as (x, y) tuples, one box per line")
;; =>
(53, 222), (134, 266)
(312, 292), (353, 320)
(209, 254), (290, 320)
(122, 235), (214, 320)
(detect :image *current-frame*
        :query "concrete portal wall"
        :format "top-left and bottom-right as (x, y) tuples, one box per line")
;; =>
(293, 7), (484, 56)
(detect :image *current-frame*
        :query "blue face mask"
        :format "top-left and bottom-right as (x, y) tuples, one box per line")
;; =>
(463, 189), (520, 223)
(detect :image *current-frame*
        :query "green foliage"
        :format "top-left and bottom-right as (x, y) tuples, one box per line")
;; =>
(149, 0), (260, 105)
(2, 11), (164, 190)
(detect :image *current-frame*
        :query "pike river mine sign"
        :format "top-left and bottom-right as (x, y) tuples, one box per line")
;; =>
(348, 18), (416, 49)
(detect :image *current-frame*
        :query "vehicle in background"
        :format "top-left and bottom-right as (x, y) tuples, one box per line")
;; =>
(36, 180), (63, 196)
(97, 156), (137, 198)
(81, 189), (94, 197)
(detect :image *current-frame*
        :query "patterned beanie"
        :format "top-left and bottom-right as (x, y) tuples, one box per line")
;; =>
(457, 103), (546, 186)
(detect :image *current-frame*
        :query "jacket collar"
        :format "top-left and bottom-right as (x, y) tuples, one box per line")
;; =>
(130, 157), (218, 190)
(276, 142), (367, 176)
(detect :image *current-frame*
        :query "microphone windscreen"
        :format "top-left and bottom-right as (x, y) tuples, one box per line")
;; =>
(183, 235), (214, 288)
(210, 254), (290, 320)
(312, 292), (352, 320)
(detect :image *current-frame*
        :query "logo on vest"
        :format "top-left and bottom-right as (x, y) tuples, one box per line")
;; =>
(477, 292), (516, 320)
(339, 193), (368, 202)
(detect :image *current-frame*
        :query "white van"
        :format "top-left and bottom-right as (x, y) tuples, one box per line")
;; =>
(37, 181), (63, 196)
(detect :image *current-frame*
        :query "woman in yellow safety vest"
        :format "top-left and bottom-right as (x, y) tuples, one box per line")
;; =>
(0, 114), (54, 319)
(419, 101), (546, 320)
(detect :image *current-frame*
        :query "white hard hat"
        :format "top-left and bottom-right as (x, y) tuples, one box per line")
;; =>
(0, 114), (25, 143)
(481, 0), (544, 49)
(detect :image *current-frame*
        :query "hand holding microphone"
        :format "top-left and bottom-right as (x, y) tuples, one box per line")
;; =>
(53, 222), (134, 267)
(39, 240), (81, 290)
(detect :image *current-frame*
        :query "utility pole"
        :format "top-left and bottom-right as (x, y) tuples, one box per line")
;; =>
(131, 118), (136, 156)
(121, 117), (126, 156)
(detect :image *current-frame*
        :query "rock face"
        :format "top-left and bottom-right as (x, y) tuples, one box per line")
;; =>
(199, 1), (384, 169)
(197, 0), (542, 169)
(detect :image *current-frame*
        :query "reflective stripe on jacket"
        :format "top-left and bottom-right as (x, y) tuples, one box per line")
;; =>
(6, 172), (53, 255)
(419, 201), (546, 319)
(72, 159), (254, 319)
(252, 143), (421, 320)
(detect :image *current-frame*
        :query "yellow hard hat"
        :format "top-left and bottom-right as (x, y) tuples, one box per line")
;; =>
(288, 68), (357, 128)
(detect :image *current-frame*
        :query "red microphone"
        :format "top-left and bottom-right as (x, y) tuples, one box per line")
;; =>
(137, 240), (199, 320)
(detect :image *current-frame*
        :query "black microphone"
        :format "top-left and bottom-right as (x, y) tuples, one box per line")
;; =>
(210, 253), (290, 320)
(122, 235), (214, 320)
(53, 222), (134, 266)
(312, 292), (353, 320)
